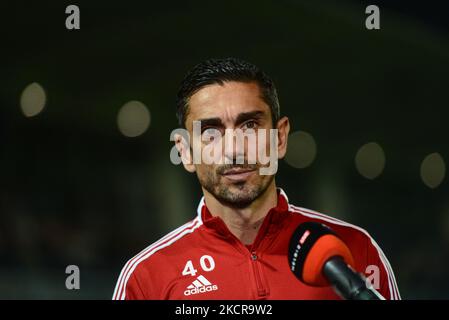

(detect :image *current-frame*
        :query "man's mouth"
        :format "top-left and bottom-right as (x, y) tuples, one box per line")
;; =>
(221, 167), (257, 181)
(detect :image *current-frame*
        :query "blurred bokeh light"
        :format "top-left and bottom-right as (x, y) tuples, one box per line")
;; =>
(20, 82), (46, 117)
(117, 101), (151, 137)
(284, 131), (317, 169)
(355, 142), (385, 180)
(420, 152), (445, 189)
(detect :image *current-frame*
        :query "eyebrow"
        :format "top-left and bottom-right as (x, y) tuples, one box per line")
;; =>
(197, 117), (223, 130)
(235, 111), (264, 125)
(197, 111), (265, 129)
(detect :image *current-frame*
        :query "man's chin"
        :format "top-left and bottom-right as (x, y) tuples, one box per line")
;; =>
(214, 184), (262, 208)
(201, 173), (274, 209)
(216, 194), (256, 209)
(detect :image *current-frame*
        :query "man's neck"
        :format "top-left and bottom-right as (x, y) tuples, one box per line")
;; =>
(202, 182), (278, 245)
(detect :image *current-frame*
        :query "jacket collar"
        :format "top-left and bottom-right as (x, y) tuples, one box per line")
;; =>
(196, 188), (290, 238)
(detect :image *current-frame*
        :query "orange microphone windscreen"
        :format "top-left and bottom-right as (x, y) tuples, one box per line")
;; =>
(302, 234), (354, 286)
(288, 222), (355, 287)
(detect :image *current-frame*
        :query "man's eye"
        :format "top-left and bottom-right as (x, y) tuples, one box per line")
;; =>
(202, 128), (216, 135)
(202, 128), (221, 141)
(243, 121), (257, 129)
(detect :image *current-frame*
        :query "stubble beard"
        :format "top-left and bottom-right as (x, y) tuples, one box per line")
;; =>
(199, 165), (275, 209)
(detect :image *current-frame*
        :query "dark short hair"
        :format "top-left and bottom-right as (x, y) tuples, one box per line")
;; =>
(176, 57), (280, 128)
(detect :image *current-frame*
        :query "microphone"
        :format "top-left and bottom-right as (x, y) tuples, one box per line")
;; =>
(288, 222), (385, 300)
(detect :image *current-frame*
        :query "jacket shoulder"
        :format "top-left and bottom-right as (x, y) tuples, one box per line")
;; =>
(112, 217), (202, 299)
(288, 203), (401, 300)
(288, 204), (371, 240)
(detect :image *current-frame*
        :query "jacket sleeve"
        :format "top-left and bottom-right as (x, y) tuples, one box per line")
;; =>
(365, 234), (401, 300)
(123, 271), (147, 300)
(113, 263), (150, 300)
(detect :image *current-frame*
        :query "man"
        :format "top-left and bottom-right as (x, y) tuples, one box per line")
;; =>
(113, 58), (400, 300)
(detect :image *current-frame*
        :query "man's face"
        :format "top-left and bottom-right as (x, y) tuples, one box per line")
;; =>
(182, 81), (284, 208)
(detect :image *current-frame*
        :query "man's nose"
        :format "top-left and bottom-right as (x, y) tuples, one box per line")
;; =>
(223, 129), (245, 164)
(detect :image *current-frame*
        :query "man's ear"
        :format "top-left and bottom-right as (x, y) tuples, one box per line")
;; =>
(276, 116), (290, 159)
(174, 133), (196, 173)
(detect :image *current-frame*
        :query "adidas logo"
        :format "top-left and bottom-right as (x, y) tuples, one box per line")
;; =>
(184, 275), (218, 296)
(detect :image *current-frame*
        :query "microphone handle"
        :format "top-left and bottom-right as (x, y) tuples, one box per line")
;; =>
(323, 257), (384, 300)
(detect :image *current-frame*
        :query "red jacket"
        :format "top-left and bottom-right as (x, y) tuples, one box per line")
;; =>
(113, 189), (400, 300)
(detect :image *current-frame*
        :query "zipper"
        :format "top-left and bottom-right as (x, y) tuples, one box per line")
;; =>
(250, 251), (268, 298)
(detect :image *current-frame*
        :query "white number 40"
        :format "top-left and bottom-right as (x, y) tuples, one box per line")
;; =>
(182, 255), (215, 277)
